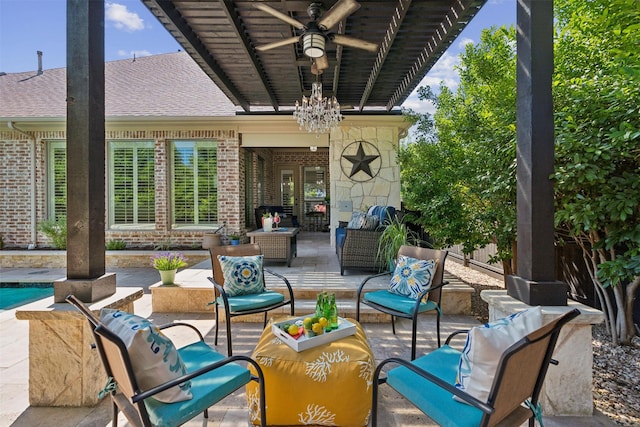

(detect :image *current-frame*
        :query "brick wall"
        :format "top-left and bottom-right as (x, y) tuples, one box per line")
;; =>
(2, 127), (401, 250)
(0, 129), (241, 249)
(0, 140), (33, 245)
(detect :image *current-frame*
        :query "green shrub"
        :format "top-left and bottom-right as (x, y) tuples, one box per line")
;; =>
(376, 217), (419, 270)
(38, 217), (67, 249)
(154, 240), (172, 251)
(106, 239), (127, 250)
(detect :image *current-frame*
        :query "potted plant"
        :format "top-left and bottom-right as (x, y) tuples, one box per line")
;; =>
(376, 217), (419, 271)
(229, 234), (241, 245)
(150, 252), (188, 285)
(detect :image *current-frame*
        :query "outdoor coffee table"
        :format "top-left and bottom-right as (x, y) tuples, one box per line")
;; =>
(246, 317), (375, 426)
(246, 227), (299, 267)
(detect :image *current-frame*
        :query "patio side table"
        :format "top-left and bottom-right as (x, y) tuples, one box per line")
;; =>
(246, 318), (375, 426)
(246, 227), (299, 267)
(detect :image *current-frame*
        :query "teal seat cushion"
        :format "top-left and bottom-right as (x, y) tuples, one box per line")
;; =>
(387, 345), (485, 427)
(218, 289), (284, 312)
(364, 289), (437, 315)
(145, 341), (251, 427)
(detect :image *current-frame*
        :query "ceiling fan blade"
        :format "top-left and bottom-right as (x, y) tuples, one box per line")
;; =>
(255, 36), (300, 52)
(331, 34), (378, 52)
(253, 3), (306, 30)
(318, 0), (361, 30)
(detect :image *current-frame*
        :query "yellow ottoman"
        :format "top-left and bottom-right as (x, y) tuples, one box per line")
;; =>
(246, 318), (375, 426)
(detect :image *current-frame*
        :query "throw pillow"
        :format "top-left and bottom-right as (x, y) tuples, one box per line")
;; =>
(455, 306), (543, 403)
(347, 212), (366, 229)
(388, 255), (436, 300)
(361, 214), (380, 230)
(218, 254), (265, 296)
(100, 309), (192, 403)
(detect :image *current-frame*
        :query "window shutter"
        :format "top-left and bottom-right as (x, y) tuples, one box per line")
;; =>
(49, 142), (67, 220)
(110, 141), (155, 226)
(171, 141), (218, 226)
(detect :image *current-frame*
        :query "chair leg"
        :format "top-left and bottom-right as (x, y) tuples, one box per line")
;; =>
(204, 408), (209, 419)
(226, 313), (233, 356)
(356, 301), (360, 321)
(411, 315), (419, 361)
(263, 312), (268, 328)
(391, 315), (396, 335)
(371, 378), (380, 427)
(111, 399), (118, 427)
(214, 302), (219, 346)
(436, 311), (441, 348)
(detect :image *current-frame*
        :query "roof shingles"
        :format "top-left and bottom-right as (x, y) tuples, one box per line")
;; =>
(0, 52), (237, 118)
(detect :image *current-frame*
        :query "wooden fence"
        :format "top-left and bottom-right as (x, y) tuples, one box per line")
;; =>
(447, 243), (504, 279)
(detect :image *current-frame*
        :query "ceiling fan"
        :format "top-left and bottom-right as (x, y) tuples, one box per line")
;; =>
(254, 0), (378, 71)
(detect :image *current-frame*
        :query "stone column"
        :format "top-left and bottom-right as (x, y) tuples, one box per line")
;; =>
(481, 290), (604, 416)
(16, 288), (143, 406)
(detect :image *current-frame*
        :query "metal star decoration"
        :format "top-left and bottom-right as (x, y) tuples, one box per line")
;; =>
(343, 142), (380, 178)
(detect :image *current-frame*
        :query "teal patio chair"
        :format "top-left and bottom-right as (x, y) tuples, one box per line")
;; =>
(356, 245), (448, 360)
(208, 243), (295, 355)
(66, 294), (266, 427)
(371, 308), (581, 427)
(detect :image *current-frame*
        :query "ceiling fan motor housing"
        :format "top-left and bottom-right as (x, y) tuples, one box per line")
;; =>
(302, 21), (326, 58)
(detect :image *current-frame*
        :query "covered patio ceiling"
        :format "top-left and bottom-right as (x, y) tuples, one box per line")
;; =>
(141, 0), (486, 113)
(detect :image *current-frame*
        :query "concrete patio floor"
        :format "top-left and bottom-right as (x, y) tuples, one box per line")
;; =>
(0, 232), (616, 426)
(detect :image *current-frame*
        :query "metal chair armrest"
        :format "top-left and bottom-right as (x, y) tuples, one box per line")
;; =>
(157, 322), (205, 342)
(357, 271), (392, 298)
(444, 330), (471, 346)
(264, 268), (295, 302)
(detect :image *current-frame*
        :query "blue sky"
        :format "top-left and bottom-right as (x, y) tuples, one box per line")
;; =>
(0, 0), (514, 112)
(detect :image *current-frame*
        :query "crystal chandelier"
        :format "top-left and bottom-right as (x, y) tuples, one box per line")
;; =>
(293, 79), (343, 134)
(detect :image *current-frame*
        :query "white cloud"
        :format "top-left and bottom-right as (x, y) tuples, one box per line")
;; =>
(457, 37), (474, 49)
(106, 2), (145, 32)
(402, 97), (437, 115)
(401, 52), (462, 114)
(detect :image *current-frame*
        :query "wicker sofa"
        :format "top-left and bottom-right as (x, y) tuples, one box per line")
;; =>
(336, 205), (397, 275)
(337, 228), (386, 275)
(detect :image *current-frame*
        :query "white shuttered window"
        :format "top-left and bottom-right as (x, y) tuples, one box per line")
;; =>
(171, 140), (218, 227)
(108, 141), (155, 228)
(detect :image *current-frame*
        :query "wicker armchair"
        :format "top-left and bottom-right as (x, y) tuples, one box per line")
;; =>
(337, 228), (386, 275)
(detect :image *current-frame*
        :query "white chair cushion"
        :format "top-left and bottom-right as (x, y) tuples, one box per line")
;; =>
(455, 306), (543, 403)
(100, 309), (193, 403)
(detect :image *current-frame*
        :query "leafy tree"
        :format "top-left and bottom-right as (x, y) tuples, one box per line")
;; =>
(553, 0), (640, 345)
(400, 26), (518, 275)
(402, 0), (639, 345)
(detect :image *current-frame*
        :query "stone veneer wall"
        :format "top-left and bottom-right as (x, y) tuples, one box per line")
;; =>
(0, 129), (240, 249)
(329, 126), (401, 247)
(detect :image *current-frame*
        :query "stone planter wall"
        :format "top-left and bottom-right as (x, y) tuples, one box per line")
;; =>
(0, 250), (209, 269)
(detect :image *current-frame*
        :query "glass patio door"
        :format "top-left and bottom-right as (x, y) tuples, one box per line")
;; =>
(278, 168), (296, 219)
